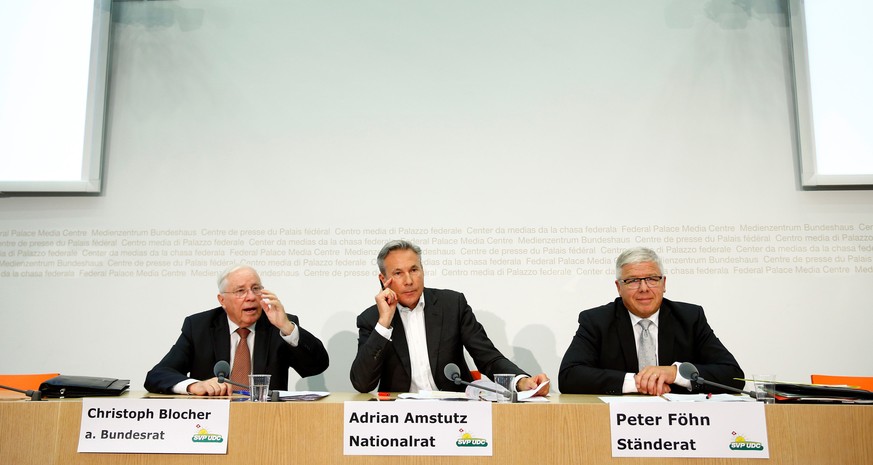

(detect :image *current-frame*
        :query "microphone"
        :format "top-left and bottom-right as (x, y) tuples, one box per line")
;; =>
(678, 362), (757, 398)
(0, 383), (43, 401)
(443, 363), (517, 403)
(212, 360), (250, 391)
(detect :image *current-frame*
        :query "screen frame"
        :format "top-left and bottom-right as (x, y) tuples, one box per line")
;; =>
(0, 0), (111, 195)
(788, 0), (873, 188)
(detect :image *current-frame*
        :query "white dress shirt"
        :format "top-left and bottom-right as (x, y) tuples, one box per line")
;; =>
(375, 295), (438, 392)
(622, 310), (691, 393)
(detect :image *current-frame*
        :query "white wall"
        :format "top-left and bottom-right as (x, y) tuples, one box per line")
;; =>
(1, 0), (872, 393)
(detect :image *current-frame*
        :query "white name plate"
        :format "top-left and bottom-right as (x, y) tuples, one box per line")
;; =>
(344, 401), (492, 456)
(609, 402), (769, 458)
(78, 398), (230, 454)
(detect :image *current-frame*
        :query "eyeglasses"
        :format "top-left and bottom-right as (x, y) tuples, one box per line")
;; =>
(619, 276), (663, 289)
(222, 286), (264, 299)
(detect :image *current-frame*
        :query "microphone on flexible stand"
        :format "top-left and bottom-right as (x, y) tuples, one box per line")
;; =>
(0, 383), (43, 401)
(213, 360), (251, 391)
(443, 363), (517, 403)
(678, 362), (757, 398)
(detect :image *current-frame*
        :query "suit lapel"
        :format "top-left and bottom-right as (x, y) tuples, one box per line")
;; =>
(615, 299), (639, 371)
(390, 310), (412, 381)
(251, 314), (270, 374)
(657, 300), (674, 365)
(423, 289), (442, 380)
(211, 310), (232, 364)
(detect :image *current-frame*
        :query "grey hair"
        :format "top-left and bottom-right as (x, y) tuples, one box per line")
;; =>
(217, 264), (259, 292)
(377, 240), (422, 274)
(615, 247), (664, 279)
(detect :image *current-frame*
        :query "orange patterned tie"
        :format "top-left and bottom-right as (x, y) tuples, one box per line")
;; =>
(230, 327), (251, 387)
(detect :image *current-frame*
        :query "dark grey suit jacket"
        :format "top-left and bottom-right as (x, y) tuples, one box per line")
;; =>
(145, 307), (329, 394)
(350, 288), (527, 393)
(558, 297), (743, 395)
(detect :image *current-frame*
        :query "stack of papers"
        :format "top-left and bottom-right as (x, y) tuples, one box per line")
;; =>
(397, 391), (468, 400)
(662, 393), (755, 402)
(600, 394), (754, 403)
(599, 382), (873, 404)
(465, 379), (550, 402)
(771, 383), (873, 404)
(395, 379), (550, 403)
(272, 390), (330, 401)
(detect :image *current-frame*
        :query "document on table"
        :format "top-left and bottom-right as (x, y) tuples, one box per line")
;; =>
(599, 394), (754, 403)
(396, 379), (551, 402)
(274, 390), (330, 401)
(599, 396), (668, 403)
(465, 379), (550, 402)
(662, 393), (755, 402)
(397, 391), (469, 400)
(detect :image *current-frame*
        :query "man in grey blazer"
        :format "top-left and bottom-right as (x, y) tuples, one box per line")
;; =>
(350, 240), (549, 395)
(559, 247), (744, 395)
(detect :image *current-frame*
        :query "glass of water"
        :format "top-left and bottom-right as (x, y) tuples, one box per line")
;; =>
(248, 374), (271, 402)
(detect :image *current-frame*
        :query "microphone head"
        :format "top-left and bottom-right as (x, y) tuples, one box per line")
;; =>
(678, 362), (699, 381)
(443, 363), (462, 383)
(213, 360), (231, 379)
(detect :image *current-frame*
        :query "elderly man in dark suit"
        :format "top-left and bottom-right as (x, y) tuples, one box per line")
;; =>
(145, 265), (329, 395)
(559, 247), (743, 396)
(350, 240), (549, 396)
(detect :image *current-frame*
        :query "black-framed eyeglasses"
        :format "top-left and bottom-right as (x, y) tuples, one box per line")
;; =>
(222, 286), (264, 299)
(619, 276), (663, 289)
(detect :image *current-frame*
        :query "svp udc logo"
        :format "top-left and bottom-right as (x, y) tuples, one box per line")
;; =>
(455, 429), (488, 447)
(728, 431), (763, 451)
(192, 425), (224, 443)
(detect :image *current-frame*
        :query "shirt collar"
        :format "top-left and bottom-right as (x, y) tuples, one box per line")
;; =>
(628, 309), (660, 327)
(398, 294), (425, 314)
(227, 317), (256, 334)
